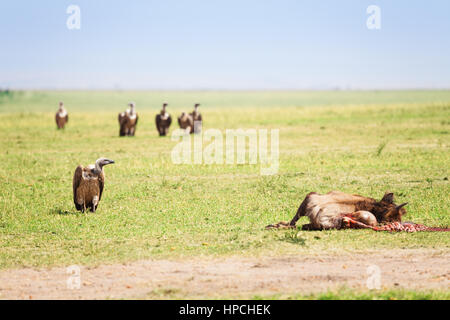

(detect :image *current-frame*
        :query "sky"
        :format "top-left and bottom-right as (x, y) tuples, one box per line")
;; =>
(0, 0), (449, 90)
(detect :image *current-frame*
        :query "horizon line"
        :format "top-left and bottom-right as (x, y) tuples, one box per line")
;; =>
(1, 87), (450, 92)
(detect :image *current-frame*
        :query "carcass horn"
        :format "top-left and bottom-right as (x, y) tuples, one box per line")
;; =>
(396, 202), (408, 210)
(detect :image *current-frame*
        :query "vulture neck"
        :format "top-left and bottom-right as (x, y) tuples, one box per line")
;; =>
(58, 107), (67, 116)
(94, 161), (104, 174)
(161, 106), (168, 117)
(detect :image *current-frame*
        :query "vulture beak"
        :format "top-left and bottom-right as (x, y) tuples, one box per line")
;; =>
(101, 159), (115, 166)
(396, 202), (408, 210)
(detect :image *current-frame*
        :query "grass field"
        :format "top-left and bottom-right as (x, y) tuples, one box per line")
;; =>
(0, 90), (449, 298)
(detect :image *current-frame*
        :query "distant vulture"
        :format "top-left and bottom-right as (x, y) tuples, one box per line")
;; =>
(118, 102), (139, 136)
(55, 102), (68, 129)
(178, 112), (194, 134)
(73, 158), (115, 213)
(155, 102), (172, 136)
(189, 103), (202, 133)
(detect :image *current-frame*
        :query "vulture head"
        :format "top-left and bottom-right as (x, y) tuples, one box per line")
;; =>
(180, 112), (188, 121)
(162, 102), (168, 113)
(94, 158), (115, 173)
(128, 102), (136, 115)
(194, 103), (200, 111)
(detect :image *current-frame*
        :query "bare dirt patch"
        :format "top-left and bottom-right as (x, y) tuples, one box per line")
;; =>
(0, 249), (448, 299)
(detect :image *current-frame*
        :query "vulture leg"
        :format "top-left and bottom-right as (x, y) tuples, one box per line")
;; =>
(119, 122), (127, 136)
(91, 195), (99, 212)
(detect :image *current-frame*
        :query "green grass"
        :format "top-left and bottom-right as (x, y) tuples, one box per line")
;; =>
(0, 90), (449, 270)
(252, 289), (450, 300)
(141, 288), (450, 300)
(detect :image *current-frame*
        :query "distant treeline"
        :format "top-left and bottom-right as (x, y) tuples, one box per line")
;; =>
(0, 89), (12, 96)
(0, 89), (24, 99)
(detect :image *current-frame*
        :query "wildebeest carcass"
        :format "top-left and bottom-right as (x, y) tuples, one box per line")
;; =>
(266, 191), (408, 230)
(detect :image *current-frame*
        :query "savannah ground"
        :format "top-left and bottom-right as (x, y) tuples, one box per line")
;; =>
(0, 90), (449, 299)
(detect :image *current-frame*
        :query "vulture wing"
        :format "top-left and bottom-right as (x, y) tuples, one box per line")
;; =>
(119, 113), (127, 136)
(73, 165), (83, 210)
(167, 114), (172, 127)
(197, 114), (202, 121)
(155, 114), (161, 133)
(98, 171), (105, 201)
(135, 113), (138, 126)
(177, 116), (182, 127)
(65, 114), (69, 123)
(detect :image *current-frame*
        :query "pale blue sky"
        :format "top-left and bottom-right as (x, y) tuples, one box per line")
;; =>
(0, 0), (449, 89)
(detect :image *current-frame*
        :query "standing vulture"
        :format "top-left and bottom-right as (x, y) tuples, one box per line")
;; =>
(189, 103), (202, 133)
(155, 102), (172, 136)
(177, 112), (194, 134)
(73, 158), (115, 213)
(118, 102), (139, 136)
(55, 102), (68, 129)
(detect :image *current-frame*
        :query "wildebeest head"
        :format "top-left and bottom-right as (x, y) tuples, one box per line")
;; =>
(371, 192), (408, 223)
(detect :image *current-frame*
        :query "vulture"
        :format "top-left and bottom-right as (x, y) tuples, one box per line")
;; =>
(155, 102), (172, 136)
(177, 111), (194, 134)
(73, 158), (115, 213)
(189, 103), (202, 133)
(55, 102), (68, 129)
(118, 102), (139, 136)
